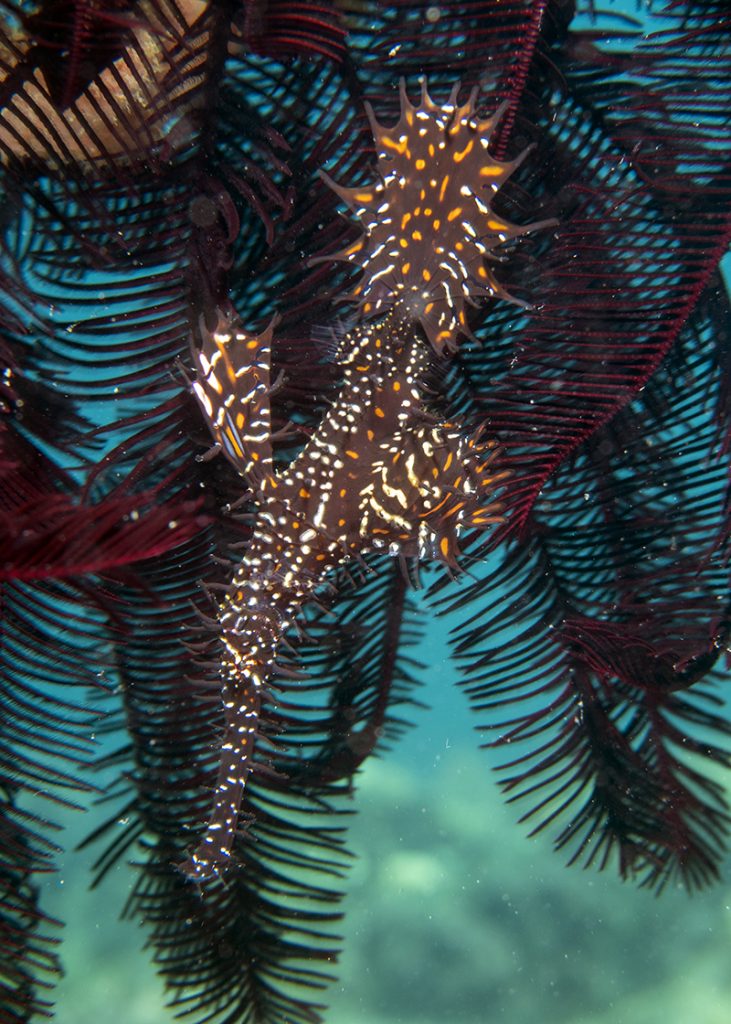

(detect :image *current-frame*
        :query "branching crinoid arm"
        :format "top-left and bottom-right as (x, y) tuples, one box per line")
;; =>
(190, 309), (277, 487)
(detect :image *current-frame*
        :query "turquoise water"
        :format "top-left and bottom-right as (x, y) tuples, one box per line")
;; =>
(44, 625), (731, 1024)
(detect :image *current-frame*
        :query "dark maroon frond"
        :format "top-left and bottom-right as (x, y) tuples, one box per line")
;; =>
(240, 0), (346, 63)
(0, 568), (115, 1018)
(478, 2), (731, 538)
(83, 534), (352, 1024)
(20, 0), (141, 109)
(1, 1), (730, 1022)
(285, 556), (426, 785)
(445, 275), (731, 891)
(1, 490), (205, 581)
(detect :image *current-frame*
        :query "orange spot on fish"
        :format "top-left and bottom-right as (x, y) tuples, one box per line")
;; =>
(453, 140), (474, 162)
(382, 135), (409, 156)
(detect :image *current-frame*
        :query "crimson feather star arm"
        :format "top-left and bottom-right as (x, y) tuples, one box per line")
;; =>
(184, 79), (549, 881)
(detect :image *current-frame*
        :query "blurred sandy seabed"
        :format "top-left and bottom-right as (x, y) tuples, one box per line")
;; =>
(44, 739), (731, 1024)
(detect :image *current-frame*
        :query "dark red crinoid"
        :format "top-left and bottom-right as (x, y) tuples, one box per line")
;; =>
(0, 2), (730, 1024)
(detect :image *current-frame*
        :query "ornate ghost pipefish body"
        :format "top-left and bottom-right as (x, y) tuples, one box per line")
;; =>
(183, 79), (550, 881)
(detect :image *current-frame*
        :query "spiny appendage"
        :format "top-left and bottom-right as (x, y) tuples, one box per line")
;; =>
(366, 425), (509, 566)
(190, 310), (276, 485)
(321, 77), (553, 354)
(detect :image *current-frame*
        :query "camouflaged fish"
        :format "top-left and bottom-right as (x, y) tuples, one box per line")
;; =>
(184, 79), (549, 880)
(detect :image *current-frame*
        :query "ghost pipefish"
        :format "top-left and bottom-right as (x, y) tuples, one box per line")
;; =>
(183, 78), (551, 881)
